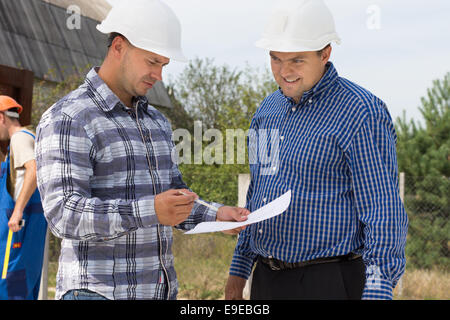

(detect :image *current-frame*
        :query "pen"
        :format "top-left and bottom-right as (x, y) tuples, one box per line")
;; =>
(178, 191), (218, 212)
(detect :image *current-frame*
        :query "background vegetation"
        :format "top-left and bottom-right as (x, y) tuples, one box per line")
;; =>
(395, 72), (449, 272)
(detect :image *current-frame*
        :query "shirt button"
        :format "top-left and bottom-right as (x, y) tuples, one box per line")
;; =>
(259, 229), (263, 234)
(272, 166), (277, 171)
(292, 107), (296, 112)
(308, 99), (313, 104)
(263, 198), (267, 202)
(268, 255), (273, 259)
(280, 136), (284, 141)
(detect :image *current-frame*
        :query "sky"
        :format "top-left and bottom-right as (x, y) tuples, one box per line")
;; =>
(117, 0), (450, 124)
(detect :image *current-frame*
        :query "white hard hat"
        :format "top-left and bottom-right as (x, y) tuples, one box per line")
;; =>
(97, 0), (187, 62)
(255, 0), (341, 52)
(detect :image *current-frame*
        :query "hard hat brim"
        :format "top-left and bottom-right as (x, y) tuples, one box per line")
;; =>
(255, 35), (341, 53)
(96, 24), (188, 63)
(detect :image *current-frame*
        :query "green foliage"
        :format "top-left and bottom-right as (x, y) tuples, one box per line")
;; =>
(179, 162), (245, 206)
(168, 57), (277, 131)
(396, 72), (450, 271)
(167, 57), (277, 206)
(31, 65), (90, 129)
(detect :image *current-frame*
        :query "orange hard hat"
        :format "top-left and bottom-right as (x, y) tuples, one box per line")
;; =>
(0, 95), (23, 114)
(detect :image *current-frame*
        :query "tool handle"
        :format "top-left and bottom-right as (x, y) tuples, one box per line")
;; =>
(2, 230), (13, 279)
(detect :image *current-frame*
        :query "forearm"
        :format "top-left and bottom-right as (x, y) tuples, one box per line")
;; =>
(40, 185), (159, 241)
(14, 161), (37, 212)
(349, 113), (408, 299)
(175, 200), (219, 231)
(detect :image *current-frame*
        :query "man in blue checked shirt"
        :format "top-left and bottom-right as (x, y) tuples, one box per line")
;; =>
(226, 0), (408, 300)
(35, 0), (249, 300)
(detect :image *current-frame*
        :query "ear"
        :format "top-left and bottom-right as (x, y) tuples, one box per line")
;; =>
(321, 45), (332, 65)
(109, 36), (129, 60)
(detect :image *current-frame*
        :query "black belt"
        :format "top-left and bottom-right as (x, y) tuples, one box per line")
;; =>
(258, 253), (362, 271)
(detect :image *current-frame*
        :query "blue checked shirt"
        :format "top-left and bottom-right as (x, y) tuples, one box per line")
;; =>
(229, 62), (408, 300)
(35, 68), (220, 300)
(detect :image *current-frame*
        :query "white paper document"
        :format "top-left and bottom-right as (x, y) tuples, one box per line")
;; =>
(185, 190), (291, 235)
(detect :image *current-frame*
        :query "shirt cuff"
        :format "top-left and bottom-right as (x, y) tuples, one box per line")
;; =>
(203, 202), (221, 222)
(132, 196), (159, 227)
(229, 253), (256, 280)
(362, 276), (394, 300)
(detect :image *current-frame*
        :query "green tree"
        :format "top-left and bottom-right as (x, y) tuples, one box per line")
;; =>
(396, 72), (449, 270)
(32, 66), (90, 128)
(168, 57), (277, 206)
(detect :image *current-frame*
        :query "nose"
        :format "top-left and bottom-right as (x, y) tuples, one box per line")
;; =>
(151, 66), (163, 82)
(279, 62), (294, 79)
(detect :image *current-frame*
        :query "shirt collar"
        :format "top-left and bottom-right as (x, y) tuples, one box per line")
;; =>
(280, 61), (339, 106)
(85, 67), (149, 112)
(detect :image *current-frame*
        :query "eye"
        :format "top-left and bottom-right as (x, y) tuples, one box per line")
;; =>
(293, 59), (304, 64)
(147, 59), (157, 65)
(270, 56), (280, 62)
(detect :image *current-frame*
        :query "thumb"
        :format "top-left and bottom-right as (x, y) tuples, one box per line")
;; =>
(233, 208), (250, 221)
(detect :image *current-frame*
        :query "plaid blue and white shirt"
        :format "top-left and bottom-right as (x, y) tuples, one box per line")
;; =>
(35, 68), (219, 300)
(229, 62), (408, 300)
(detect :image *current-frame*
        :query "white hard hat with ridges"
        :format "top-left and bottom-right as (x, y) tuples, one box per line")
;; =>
(97, 0), (187, 62)
(256, 0), (341, 52)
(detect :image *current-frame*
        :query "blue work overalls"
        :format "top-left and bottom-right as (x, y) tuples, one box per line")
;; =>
(0, 131), (47, 300)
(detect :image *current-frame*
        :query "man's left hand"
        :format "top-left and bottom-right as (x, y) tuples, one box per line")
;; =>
(216, 206), (250, 235)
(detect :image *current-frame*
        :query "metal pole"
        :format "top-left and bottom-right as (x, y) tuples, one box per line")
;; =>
(238, 174), (252, 299)
(38, 228), (49, 300)
(397, 172), (405, 297)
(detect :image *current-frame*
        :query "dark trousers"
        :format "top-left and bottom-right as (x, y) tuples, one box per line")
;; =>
(250, 256), (366, 300)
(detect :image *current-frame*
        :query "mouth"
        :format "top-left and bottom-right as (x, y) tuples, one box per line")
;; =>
(283, 77), (301, 84)
(143, 81), (154, 89)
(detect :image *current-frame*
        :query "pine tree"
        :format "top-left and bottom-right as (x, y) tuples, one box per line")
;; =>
(396, 72), (449, 270)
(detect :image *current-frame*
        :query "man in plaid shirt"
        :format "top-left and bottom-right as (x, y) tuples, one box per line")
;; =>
(35, 0), (248, 300)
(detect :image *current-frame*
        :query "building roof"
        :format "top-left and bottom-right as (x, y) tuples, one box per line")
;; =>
(0, 0), (173, 109)
(42, 0), (112, 21)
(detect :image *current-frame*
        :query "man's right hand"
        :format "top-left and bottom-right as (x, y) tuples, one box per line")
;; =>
(154, 189), (198, 226)
(225, 275), (247, 300)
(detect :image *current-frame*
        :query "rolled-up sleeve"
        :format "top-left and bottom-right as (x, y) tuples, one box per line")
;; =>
(36, 113), (159, 242)
(347, 108), (408, 299)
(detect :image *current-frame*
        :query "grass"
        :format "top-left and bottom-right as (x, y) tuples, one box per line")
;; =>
(46, 231), (449, 300)
(394, 267), (449, 300)
(173, 229), (237, 300)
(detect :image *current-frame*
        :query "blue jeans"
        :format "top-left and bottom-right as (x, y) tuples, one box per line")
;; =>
(61, 289), (109, 300)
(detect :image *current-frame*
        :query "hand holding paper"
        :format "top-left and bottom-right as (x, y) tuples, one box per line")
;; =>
(185, 190), (292, 235)
(216, 206), (251, 235)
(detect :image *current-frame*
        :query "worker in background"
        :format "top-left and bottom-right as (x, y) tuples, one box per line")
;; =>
(226, 0), (408, 300)
(0, 95), (47, 300)
(35, 0), (249, 300)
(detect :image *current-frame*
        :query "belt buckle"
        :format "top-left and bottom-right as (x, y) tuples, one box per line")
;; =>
(268, 258), (281, 271)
